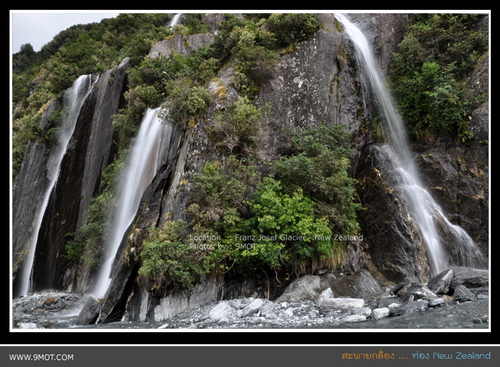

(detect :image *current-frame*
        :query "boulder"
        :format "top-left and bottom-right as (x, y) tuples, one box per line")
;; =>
(397, 283), (439, 303)
(44, 297), (56, 306)
(209, 302), (234, 322)
(427, 269), (454, 294)
(316, 287), (334, 307)
(378, 297), (400, 308)
(276, 275), (324, 302)
(450, 267), (489, 290)
(320, 298), (365, 312)
(342, 314), (366, 323)
(453, 285), (477, 302)
(259, 303), (276, 318)
(372, 307), (390, 320)
(400, 299), (429, 313)
(241, 298), (264, 317)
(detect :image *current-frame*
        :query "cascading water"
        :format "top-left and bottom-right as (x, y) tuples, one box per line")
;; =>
(335, 13), (487, 276)
(168, 13), (182, 28)
(17, 74), (98, 297)
(93, 107), (173, 298)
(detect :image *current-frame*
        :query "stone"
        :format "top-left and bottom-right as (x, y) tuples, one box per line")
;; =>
(44, 297), (56, 306)
(241, 298), (264, 317)
(450, 268), (489, 289)
(276, 275), (324, 302)
(429, 297), (446, 307)
(316, 287), (334, 307)
(259, 303), (276, 318)
(400, 300), (429, 313)
(342, 314), (366, 323)
(209, 302), (234, 322)
(372, 307), (390, 320)
(358, 307), (373, 318)
(453, 285), (477, 302)
(319, 298), (365, 312)
(398, 283), (439, 303)
(427, 269), (455, 294)
(378, 297), (400, 308)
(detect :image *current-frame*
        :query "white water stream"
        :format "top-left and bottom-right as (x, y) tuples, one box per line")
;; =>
(335, 13), (486, 275)
(168, 13), (182, 28)
(18, 74), (98, 296)
(93, 107), (173, 297)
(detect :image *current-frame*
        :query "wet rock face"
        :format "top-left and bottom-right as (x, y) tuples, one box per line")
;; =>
(352, 13), (413, 76)
(11, 140), (49, 293)
(417, 142), (489, 257)
(355, 144), (430, 283)
(16, 58), (130, 293)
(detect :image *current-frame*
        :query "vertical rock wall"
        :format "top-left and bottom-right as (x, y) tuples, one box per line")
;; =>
(13, 58), (130, 293)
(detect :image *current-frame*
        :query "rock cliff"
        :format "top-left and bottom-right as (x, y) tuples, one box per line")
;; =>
(12, 58), (130, 295)
(12, 13), (488, 324)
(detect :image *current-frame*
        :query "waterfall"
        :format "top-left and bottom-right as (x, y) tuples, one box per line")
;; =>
(335, 13), (487, 276)
(17, 74), (97, 296)
(168, 13), (182, 28)
(93, 107), (173, 298)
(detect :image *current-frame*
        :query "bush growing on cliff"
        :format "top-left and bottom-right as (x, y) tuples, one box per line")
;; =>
(264, 13), (321, 48)
(243, 176), (333, 272)
(139, 220), (212, 292)
(391, 13), (488, 141)
(211, 96), (267, 157)
(273, 124), (360, 237)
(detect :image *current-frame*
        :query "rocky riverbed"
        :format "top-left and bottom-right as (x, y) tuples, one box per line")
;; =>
(12, 267), (488, 330)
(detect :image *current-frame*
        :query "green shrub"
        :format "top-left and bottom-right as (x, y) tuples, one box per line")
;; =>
(391, 13), (488, 141)
(244, 176), (333, 270)
(139, 220), (212, 292)
(211, 96), (267, 156)
(273, 124), (360, 236)
(264, 13), (321, 48)
(164, 77), (211, 124)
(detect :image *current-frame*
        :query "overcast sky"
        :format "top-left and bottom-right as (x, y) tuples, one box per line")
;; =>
(11, 11), (120, 53)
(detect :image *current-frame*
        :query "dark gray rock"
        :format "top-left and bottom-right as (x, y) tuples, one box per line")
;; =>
(276, 275), (324, 302)
(76, 296), (101, 325)
(450, 267), (489, 290)
(453, 285), (477, 303)
(356, 145), (430, 284)
(276, 270), (383, 304)
(427, 268), (455, 294)
(397, 283), (439, 303)
(418, 143), (489, 260)
(11, 140), (49, 296)
(400, 299), (429, 313)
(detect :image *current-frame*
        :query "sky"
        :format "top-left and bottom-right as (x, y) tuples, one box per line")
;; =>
(11, 11), (120, 53)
